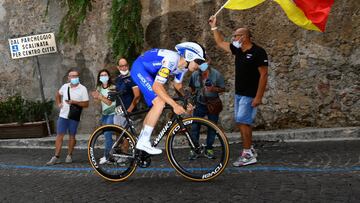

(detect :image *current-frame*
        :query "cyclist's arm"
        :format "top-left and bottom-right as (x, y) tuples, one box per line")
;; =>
(173, 82), (185, 96)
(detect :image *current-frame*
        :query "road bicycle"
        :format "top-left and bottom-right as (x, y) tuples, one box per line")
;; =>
(88, 91), (229, 182)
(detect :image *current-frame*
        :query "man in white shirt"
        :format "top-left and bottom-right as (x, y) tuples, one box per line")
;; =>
(46, 69), (89, 165)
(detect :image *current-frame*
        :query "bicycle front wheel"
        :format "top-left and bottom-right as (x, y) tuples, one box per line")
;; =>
(166, 117), (229, 181)
(88, 125), (137, 182)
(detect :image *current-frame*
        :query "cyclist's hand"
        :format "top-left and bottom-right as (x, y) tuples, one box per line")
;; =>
(173, 103), (186, 115)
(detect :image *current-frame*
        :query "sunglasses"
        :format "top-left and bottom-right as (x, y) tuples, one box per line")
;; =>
(194, 59), (205, 65)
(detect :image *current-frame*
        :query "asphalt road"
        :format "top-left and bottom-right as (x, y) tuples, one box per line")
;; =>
(0, 141), (360, 202)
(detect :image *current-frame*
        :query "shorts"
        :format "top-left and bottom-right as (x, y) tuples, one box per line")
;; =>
(234, 94), (257, 125)
(130, 59), (157, 107)
(57, 117), (79, 136)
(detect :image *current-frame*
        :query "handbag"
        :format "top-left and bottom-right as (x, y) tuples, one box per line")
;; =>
(206, 96), (223, 114)
(67, 86), (83, 121)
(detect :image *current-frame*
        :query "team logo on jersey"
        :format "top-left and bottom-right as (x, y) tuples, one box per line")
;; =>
(158, 68), (170, 78)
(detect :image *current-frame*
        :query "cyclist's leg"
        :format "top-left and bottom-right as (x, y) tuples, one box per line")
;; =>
(130, 61), (163, 154)
(206, 113), (219, 150)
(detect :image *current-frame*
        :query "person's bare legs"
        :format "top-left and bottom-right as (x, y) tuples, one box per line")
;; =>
(67, 135), (76, 156)
(239, 124), (252, 150)
(143, 97), (165, 127)
(136, 97), (165, 154)
(54, 134), (65, 156)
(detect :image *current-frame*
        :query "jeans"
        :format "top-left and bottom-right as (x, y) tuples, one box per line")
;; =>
(190, 103), (219, 150)
(101, 114), (114, 158)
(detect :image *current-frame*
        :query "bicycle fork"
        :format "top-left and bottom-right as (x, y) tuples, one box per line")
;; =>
(176, 116), (203, 153)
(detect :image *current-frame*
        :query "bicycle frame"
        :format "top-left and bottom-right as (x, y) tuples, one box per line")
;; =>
(110, 91), (198, 153)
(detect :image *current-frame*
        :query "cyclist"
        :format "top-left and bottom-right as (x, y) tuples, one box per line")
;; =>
(130, 42), (206, 155)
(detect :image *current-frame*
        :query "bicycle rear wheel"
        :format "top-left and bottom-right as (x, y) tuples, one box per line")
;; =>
(88, 125), (137, 181)
(166, 117), (229, 181)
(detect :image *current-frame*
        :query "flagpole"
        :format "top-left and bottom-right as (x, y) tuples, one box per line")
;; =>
(213, 0), (230, 17)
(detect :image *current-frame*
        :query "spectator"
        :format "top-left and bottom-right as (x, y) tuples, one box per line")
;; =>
(91, 69), (116, 164)
(209, 16), (269, 167)
(188, 59), (225, 160)
(46, 69), (89, 165)
(114, 58), (141, 126)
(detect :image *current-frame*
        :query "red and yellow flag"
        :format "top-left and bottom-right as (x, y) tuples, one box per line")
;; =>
(224, 0), (266, 10)
(273, 0), (335, 32)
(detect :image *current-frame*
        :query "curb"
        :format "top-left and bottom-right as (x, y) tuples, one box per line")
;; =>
(0, 127), (358, 149)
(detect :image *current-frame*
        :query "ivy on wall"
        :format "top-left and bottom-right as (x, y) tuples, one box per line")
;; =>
(110, 0), (144, 63)
(58, 0), (92, 44)
(57, 0), (144, 63)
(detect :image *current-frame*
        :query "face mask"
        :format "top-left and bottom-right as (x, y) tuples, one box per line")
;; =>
(199, 63), (208, 72)
(70, 77), (79, 85)
(120, 70), (129, 76)
(99, 76), (109, 83)
(232, 40), (242, 48)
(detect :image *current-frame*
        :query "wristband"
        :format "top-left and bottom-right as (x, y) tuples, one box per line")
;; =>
(211, 27), (218, 31)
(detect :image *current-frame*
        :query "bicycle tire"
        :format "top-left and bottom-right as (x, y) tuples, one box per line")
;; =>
(166, 117), (229, 181)
(88, 125), (137, 182)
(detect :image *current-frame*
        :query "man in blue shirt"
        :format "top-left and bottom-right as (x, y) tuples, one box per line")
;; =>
(188, 60), (225, 159)
(130, 42), (206, 155)
(114, 58), (141, 126)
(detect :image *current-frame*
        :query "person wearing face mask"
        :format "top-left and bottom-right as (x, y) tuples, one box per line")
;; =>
(188, 58), (225, 160)
(91, 69), (117, 164)
(209, 16), (269, 167)
(46, 69), (89, 165)
(114, 58), (141, 127)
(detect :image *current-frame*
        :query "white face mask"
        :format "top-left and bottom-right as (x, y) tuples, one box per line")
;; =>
(232, 40), (242, 48)
(120, 70), (129, 76)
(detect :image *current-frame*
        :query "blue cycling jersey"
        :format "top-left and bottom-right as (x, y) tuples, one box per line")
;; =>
(130, 48), (188, 107)
(137, 48), (187, 84)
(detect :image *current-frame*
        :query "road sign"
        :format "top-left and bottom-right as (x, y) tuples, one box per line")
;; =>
(8, 33), (57, 59)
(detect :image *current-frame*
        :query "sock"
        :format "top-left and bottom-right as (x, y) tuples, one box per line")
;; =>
(139, 125), (154, 142)
(243, 149), (253, 156)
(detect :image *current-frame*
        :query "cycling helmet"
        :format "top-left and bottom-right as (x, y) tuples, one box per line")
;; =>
(175, 42), (206, 65)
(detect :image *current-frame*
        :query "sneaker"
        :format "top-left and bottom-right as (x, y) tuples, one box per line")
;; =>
(232, 153), (257, 167)
(251, 145), (258, 158)
(136, 140), (162, 155)
(188, 150), (198, 160)
(99, 156), (109, 165)
(204, 149), (216, 159)
(65, 155), (72, 163)
(46, 156), (60, 166)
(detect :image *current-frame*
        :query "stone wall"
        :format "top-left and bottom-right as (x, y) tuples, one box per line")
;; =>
(0, 0), (358, 133)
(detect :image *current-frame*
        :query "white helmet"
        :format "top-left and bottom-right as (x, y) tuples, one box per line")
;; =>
(175, 42), (206, 64)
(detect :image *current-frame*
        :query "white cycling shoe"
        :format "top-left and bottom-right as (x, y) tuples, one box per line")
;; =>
(136, 139), (162, 155)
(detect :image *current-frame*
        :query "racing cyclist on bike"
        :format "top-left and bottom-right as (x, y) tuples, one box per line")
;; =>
(130, 42), (206, 155)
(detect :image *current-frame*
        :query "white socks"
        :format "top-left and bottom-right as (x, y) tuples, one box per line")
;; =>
(136, 125), (162, 155)
(138, 125), (154, 143)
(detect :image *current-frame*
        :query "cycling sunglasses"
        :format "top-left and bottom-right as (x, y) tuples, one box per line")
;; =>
(194, 59), (205, 65)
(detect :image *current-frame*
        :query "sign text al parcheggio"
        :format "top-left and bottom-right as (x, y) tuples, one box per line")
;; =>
(8, 33), (57, 59)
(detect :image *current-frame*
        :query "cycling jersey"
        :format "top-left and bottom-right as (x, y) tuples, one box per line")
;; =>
(130, 48), (188, 107)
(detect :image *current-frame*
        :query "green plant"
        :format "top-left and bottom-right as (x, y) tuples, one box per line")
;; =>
(0, 94), (54, 124)
(110, 0), (144, 63)
(57, 0), (144, 63)
(58, 0), (92, 44)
